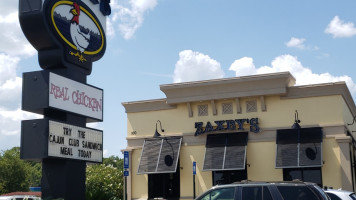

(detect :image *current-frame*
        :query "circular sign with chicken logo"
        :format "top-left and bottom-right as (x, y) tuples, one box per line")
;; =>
(51, 1), (104, 63)
(19, 0), (111, 75)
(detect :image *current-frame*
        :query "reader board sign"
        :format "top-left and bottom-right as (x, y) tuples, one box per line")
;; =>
(48, 120), (103, 163)
(49, 72), (103, 121)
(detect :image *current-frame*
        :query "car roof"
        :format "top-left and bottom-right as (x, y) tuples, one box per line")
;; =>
(325, 189), (354, 195)
(0, 196), (40, 199)
(211, 180), (317, 189)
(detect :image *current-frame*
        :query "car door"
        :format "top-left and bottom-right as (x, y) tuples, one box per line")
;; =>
(197, 187), (237, 200)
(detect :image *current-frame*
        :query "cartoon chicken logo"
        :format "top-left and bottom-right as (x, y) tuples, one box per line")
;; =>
(48, 1), (105, 65)
(69, 3), (90, 62)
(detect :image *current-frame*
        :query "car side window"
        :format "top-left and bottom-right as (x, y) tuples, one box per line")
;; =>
(277, 186), (320, 200)
(326, 193), (341, 200)
(242, 186), (262, 200)
(263, 187), (273, 200)
(200, 193), (211, 200)
(202, 187), (235, 200)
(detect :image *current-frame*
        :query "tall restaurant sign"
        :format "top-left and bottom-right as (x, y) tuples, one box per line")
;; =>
(19, 0), (111, 199)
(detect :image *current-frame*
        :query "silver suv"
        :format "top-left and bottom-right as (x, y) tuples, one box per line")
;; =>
(195, 180), (331, 200)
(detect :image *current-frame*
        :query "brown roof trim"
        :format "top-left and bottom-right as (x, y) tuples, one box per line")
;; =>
(282, 82), (356, 116)
(122, 98), (176, 113)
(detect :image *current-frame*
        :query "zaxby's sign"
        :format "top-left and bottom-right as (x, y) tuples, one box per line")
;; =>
(19, 0), (111, 74)
(195, 118), (260, 136)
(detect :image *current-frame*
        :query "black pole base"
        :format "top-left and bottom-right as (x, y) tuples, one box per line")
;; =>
(41, 158), (86, 200)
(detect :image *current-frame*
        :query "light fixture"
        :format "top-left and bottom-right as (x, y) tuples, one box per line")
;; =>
(154, 120), (164, 138)
(153, 120), (176, 166)
(291, 110), (301, 129)
(292, 110), (317, 160)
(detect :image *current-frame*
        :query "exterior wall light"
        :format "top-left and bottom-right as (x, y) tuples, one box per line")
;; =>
(292, 110), (301, 129)
(154, 120), (164, 137)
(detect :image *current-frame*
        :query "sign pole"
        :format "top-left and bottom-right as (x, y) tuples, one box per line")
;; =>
(125, 176), (128, 200)
(124, 151), (129, 200)
(193, 161), (196, 199)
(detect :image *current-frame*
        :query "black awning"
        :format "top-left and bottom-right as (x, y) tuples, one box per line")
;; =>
(137, 137), (182, 174)
(276, 127), (322, 168)
(203, 132), (248, 171)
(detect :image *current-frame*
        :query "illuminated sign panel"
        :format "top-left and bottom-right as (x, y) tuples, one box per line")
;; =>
(49, 72), (103, 121)
(48, 120), (103, 162)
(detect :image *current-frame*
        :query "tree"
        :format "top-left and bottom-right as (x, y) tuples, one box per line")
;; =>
(103, 155), (123, 170)
(86, 161), (124, 200)
(0, 147), (41, 194)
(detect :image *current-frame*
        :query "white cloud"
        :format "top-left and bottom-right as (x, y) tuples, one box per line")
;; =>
(229, 54), (356, 94)
(286, 37), (306, 49)
(0, 11), (36, 57)
(173, 50), (224, 83)
(0, 54), (41, 150)
(0, 0), (18, 17)
(109, 0), (158, 39)
(285, 37), (318, 50)
(229, 57), (257, 76)
(325, 16), (356, 38)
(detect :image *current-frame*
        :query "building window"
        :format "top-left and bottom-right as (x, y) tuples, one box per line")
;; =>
(283, 167), (322, 187)
(246, 100), (257, 112)
(198, 105), (208, 116)
(222, 103), (233, 114)
(276, 127), (323, 168)
(203, 132), (248, 171)
(213, 169), (247, 185)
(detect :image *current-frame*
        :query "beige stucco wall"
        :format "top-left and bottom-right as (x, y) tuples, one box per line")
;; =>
(126, 95), (345, 139)
(131, 148), (148, 199)
(126, 93), (354, 198)
(322, 138), (342, 189)
(179, 146), (211, 198)
(246, 142), (283, 181)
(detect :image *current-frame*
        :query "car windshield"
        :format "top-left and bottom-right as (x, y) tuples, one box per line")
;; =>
(350, 193), (356, 200)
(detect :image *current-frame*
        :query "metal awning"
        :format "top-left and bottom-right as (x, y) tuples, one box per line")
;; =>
(203, 132), (248, 171)
(137, 137), (182, 174)
(276, 127), (322, 168)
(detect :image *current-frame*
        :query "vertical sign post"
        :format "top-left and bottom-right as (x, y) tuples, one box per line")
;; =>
(18, 0), (111, 199)
(124, 151), (129, 200)
(193, 161), (196, 199)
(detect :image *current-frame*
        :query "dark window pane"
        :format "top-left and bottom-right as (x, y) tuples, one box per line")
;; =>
(210, 188), (235, 200)
(213, 170), (247, 185)
(263, 187), (273, 200)
(242, 186), (262, 200)
(277, 186), (320, 200)
(283, 167), (322, 187)
(303, 168), (322, 186)
(327, 193), (342, 200)
(283, 168), (302, 181)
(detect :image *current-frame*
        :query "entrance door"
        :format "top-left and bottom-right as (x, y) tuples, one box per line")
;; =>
(148, 168), (180, 200)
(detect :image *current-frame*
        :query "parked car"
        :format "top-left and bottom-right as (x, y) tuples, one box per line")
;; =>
(0, 195), (41, 200)
(195, 180), (331, 200)
(325, 189), (356, 200)
(0, 196), (41, 200)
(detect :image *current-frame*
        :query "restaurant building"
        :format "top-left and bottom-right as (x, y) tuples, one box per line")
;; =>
(122, 72), (356, 200)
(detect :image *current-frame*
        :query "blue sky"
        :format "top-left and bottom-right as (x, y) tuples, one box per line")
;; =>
(1, 0), (356, 157)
